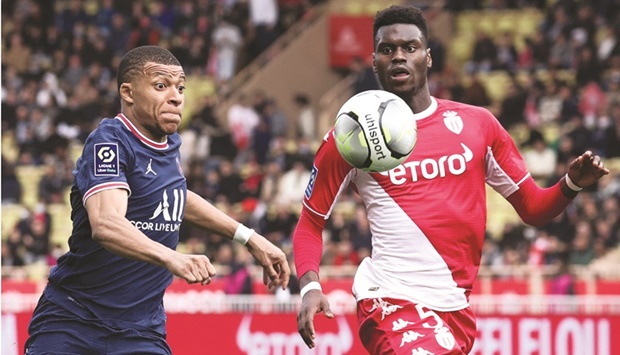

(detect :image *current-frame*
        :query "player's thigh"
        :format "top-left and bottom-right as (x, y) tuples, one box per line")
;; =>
(357, 298), (465, 355)
(105, 328), (171, 355)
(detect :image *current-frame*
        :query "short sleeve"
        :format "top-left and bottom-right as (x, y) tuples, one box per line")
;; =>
(75, 126), (133, 205)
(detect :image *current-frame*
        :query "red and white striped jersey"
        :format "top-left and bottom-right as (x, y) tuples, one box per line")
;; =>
(300, 97), (530, 311)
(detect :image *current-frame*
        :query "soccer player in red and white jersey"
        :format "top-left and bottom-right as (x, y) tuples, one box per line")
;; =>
(293, 5), (609, 354)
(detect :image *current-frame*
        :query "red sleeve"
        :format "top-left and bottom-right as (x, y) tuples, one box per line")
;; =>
(292, 129), (354, 279)
(293, 206), (327, 279)
(506, 176), (574, 227)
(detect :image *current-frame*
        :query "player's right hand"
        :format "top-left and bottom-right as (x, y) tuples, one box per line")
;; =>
(166, 253), (217, 286)
(297, 290), (334, 349)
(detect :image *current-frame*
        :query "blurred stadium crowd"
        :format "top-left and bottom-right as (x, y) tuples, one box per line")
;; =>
(2, 0), (620, 292)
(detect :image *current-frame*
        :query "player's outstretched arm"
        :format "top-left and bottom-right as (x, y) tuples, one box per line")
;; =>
(297, 271), (334, 349)
(184, 190), (290, 289)
(85, 188), (216, 285)
(507, 151), (610, 227)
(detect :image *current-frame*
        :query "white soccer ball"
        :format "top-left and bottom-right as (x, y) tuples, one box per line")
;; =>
(334, 90), (417, 172)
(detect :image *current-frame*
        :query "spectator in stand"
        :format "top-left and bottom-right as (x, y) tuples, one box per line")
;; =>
(522, 130), (557, 181)
(498, 77), (527, 129)
(495, 32), (518, 73)
(602, 103), (620, 157)
(548, 31), (575, 70)
(107, 13), (131, 56)
(217, 159), (246, 204)
(227, 94), (260, 163)
(349, 205), (372, 260)
(220, 243), (254, 295)
(20, 203), (52, 265)
(259, 161), (283, 204)
(251, 116), (273, 165)
(570, 220), (596, 265)
(128, 15), (161, 49)
(3, 33), (32, 74)
(1, 156), (22, 204)
(275, 159), (310, 206)
(465, 31), (497, 74)
(549, 252), (575, 295)
(263, 99), (289, 139)
(248, 0), (280, 58)
(520, 31), (550, 71)
(350, 56), (380, 94)
(461, 73), (491, 107)
(537, 80), (563, 124)
(293, 93), (317, 142)
(260, 204), (298, 245)
(38, 163), (70, 205)
(212, 16), (244, 81)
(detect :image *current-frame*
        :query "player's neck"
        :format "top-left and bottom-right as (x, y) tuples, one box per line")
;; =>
(409, 92), (432, 115)
(120, 110), (167, 143)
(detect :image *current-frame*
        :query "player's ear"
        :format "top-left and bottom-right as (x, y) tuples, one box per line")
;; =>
(372, 53), (377, 73)
(426, 48), (432, 68)
(119, 83), (134, 104)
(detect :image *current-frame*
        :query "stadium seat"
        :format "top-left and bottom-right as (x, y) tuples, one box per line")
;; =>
(48, 203), (72, 247)
(1, 203), (26, 240)
(15, 165), (46, 208)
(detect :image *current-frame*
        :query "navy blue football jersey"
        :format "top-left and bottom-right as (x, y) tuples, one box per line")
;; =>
(45, 114), (186, 332)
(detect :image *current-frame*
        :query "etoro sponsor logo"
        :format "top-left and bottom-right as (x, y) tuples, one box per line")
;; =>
(381, 143), (473, 184)
(236, 315), (353, 354)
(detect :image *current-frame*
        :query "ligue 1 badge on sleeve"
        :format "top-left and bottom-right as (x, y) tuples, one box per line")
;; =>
(94, 143), (119, 176)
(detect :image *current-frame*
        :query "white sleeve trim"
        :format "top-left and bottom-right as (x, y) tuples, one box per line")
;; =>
(82, 182), (131, 205)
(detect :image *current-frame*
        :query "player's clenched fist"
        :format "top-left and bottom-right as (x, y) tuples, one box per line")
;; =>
(166, 253), (217, 285)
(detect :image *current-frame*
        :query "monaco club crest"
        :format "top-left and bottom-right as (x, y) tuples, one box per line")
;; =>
(443, 111), (463, 135)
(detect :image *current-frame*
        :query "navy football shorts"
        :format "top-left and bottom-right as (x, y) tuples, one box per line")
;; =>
(25, 296), (172, 355)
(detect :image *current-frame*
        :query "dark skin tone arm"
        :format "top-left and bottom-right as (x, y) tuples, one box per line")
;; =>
(297, 271), (334, 349)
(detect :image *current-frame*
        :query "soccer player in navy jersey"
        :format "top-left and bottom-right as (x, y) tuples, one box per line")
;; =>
(293, 5), (609, 354)
(25, 46), (290, 354)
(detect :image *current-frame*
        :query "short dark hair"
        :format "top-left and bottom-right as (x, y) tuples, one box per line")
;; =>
(117, 46), (181, 91)
(373, 5), (428, 47)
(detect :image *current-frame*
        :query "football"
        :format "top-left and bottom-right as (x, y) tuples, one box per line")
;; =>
(333, 90), (417, 172)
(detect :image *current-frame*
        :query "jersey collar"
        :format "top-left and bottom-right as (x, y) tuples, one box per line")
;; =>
(116, 113), (169, 150)
(412, 96), (438, 121)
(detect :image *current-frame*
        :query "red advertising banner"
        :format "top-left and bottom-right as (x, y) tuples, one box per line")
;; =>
(4, 311), (620, 355)
(4, 279), (620, 354)
(328, 15), (374, 68)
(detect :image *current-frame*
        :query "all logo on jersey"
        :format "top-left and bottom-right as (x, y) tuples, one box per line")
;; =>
(443, 111), (463, 135)
(305, 165), (318, 199)
(150, 189), (184, 222)
(131, 189), (184, 232)
(94, 143), (119, 176)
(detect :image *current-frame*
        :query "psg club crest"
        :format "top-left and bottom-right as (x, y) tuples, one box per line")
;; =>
(443, 111), (463, 135)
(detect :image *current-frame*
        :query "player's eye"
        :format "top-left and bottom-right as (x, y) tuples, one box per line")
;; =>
(381, 47), (393, 55)
(155, 83), (166, 90)
(178, 86), (185, 93)
(406, 45), (416, 53)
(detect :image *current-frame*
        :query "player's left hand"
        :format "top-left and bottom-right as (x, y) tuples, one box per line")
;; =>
(567, 150), (610, 188)
(245, 233), (291, 290)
